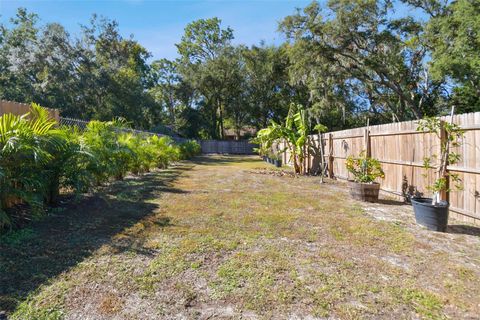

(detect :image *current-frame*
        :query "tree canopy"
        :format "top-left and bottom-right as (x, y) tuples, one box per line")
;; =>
(1, 1), (479, 137)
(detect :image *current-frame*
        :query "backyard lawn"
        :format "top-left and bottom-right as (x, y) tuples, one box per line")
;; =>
(1, 155), (479, 319)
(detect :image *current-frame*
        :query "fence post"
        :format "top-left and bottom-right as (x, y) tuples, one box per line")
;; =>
(328, 133), (334, 178)
(439, 120), (449, 202)
(364, 127), (371, 157)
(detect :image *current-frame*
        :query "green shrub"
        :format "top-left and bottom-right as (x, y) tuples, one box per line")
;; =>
(0, 104), (198, 232)
(0, 104), (68, 228)
(82, 119), (136, 182)
(148, 136), (179, 168)
(178, 140), (201, 159)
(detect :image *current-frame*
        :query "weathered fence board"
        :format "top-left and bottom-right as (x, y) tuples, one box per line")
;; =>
(200, 140), (256, 154)
(0, 100), (59, 121)
(279, 112), (480, 225)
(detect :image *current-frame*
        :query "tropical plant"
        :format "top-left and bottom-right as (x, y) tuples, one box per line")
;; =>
(178, 140), (201, 159)
(416, 110), (464, 205)
(346, 151), (385, 183)
(0, 104), (199, 232)
(0, 104), (68, 228)
(81, 119), (135, 183)
(147, 136), (178, 169)
(252, 103), (327, 175)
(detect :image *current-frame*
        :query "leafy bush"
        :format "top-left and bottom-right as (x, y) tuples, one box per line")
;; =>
(346, 151), (385, 183)
(82, 119), (135, 183)
(0, 104), (69, 228)
(178, 140), (201, 159)
(148, 136), (179, 169)
(0, 104), (198, 231)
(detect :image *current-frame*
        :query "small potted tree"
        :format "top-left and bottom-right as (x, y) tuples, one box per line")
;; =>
(346, 151), (385, 202)
(412, 114), (464, 232)
(272, 152), (282, 168)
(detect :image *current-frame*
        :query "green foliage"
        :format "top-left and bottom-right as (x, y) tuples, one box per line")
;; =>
(253, 103), (327, 174)
(416, 115), (465, 203)
(0, 103), (68, 228)
(0, 9), (157, 128)
(2, 3), (480, 143)
(82, 119), (134, 182)
(426, 0), (480, 112)
(346, 151), (385, 183)
(0, 104), (198, 232)
(178, 140), (201, 160)
(280, 0), (446, 123)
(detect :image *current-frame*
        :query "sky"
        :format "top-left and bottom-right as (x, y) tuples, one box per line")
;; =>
(0, 0), (314, 61)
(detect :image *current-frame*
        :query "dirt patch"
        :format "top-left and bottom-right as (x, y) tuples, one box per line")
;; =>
(3, 156), (480, 319)
(248, 168), (298, 178)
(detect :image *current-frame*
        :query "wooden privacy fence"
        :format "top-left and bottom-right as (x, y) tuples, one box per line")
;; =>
(279, 112), (480, 225)
(200, 140), (256, 154)
(0, 100), (59, 121)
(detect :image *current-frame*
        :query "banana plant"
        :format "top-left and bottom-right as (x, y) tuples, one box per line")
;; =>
(253, 104), (327, 175)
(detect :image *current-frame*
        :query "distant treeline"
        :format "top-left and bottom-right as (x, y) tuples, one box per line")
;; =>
(1, 1), (479, 138)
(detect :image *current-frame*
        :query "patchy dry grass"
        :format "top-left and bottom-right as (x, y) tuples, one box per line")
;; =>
(2, 155), (480, 319)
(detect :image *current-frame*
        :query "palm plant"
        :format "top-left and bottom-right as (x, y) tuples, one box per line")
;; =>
(0, 104), (66, 227)
(0, 104), (200, 232)
(150, 136), (180, 169)
(82, 119), (135, 183)
(178, 140), (201, 159)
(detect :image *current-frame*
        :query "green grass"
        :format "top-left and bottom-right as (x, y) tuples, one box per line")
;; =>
(0, 228), (36, 247)
(2, 155), (479, 319)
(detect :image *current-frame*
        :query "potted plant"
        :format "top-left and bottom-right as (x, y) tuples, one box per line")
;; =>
(268, 151), (275, 164)
(412, 113), (464, 232)
(272, 153), (282, 168)
(252, 137), (270, 162)
(345, 151), (385, 202)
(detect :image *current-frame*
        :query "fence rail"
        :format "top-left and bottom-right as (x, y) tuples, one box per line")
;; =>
(279, 112), (480, 225)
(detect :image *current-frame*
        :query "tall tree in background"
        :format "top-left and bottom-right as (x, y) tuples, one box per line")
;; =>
(423, 0), (480, 113)
(149, 59), (182, 129)
(280, 0), (445, 123)
(242, 44), (292, 129)
(0, 9), (157, 128)
(78, 15), (156, 127)
(176, 18), (235, 138)
(3, 2), (480, 138)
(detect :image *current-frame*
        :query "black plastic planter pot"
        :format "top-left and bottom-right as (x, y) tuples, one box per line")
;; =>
(411, 197), (449, 232)
(274, 159), (282, 168)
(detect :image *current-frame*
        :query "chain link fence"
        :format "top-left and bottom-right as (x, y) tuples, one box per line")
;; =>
(59, 117), (188, 143)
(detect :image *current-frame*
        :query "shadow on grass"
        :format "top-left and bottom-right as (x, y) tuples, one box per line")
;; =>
(377, 199), (407, 206)
(191, 154), (260, 166)
(0, 163), (191, 314)
(447, 224), (480, 237)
